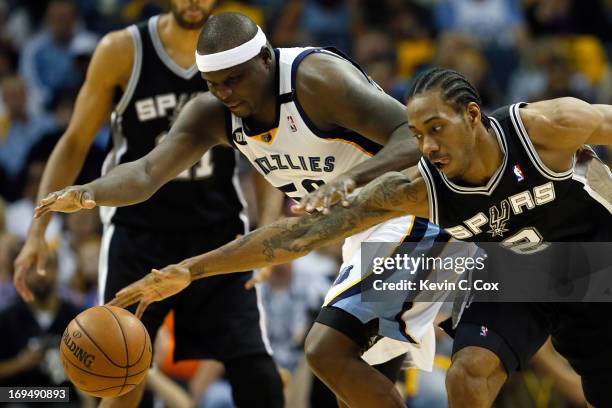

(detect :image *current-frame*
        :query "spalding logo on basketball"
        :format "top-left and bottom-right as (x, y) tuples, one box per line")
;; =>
(59, 305), (152, 398)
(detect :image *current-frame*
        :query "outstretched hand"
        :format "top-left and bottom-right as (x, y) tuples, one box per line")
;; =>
(107, 264), (192, 318)
(13, 235), (48, 302)
(291, 176), (356, 215)
(34, 186), (96, 218)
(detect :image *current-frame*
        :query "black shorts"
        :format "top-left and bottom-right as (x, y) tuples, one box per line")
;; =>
(315, 306), (406, 382)
(453, 301), (612, 407)
(316, 306), (380, 355)
(100, 219), (270, 362)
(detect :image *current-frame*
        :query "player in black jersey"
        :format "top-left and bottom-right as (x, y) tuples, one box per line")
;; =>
(102, 68), (611, 407)
(14, 2), (286, 407)
(404, 69), (611, 408)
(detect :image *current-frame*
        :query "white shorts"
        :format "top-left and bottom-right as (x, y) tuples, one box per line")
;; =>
(320, 216), (479, 371)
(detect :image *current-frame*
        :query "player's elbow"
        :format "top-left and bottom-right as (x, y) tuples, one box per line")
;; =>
(361, 171), (412, 211)
(130, 159), (160, 203)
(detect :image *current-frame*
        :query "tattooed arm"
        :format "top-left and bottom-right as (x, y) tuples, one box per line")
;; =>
(108, 170), (429, 315)
(187, 170), (429, 278)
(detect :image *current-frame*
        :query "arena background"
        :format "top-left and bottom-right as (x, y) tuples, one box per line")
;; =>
(0, 0), (610, 407)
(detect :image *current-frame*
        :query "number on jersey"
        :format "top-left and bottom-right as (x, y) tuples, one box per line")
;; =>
(155, 132), (213, 180)
(278, 179), (325, 198)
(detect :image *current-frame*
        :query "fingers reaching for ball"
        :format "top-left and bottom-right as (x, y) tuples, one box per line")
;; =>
(107, 265), (192, 319)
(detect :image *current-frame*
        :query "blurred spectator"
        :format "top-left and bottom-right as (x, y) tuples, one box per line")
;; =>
(273, 0), (357, 53)
(523, 0), (612, 42)
(404, 312), (453, 408)
(0, 251), (84, 404)
(253, 0), (286, 32)
(0, 0), (34, 49)
(0, 44), (17, 84)
(300, 0), (355, 53)
(4, 160), (63, 241)
(0, 195), (4, 232)
(507, 38), (557, 103)
(434, 0), (527, 49)
(52, 209), (101, 289)
(214, 0), (266, 27)
(540, 51), (593, 100)
(63, 236), (99, 308)
(359, 0), (435, 39)
(0, 76), (57, 198)
(507, 39), (593, 103)
(260, 262), (310, 373)
(260, 252), (340, 408)
(434, 0), (528, 90)
(18, 0), (98, 112)
(352, 30), (406, 99)
(0, 232), (19, 310)
(30, 87), (108, 187)
(153, 311), (232, 408)
(448, 45), (500, 110)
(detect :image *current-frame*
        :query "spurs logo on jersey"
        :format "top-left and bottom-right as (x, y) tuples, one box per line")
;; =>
(420, 103), (611, 252)
(488, 200), (510, 237)
(446, 182), (556, 240)
(227, 47), (383, 199)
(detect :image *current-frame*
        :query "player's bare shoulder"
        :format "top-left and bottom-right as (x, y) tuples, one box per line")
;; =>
(89, 29), (135, 89)
(294, 51), (376, 129)
(295, 51), (366, 103)
(518, 98), (599, 150)
(517, 98), (598, 172)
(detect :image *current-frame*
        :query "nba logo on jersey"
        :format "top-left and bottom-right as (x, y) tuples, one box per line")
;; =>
(480, 326), (488, 337)
(287, 115), (298, 132)
(513, 164), (525, 182)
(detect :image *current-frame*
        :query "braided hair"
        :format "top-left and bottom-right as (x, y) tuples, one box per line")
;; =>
(407, 68), (491, 129)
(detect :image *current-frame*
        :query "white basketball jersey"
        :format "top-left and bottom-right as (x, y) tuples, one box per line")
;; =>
(227, 47), (383, 199)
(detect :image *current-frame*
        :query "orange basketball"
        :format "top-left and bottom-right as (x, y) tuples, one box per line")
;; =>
(59, 305), (152, 398)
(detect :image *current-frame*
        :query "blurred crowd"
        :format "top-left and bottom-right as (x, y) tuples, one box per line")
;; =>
(0, 0), (608, 407)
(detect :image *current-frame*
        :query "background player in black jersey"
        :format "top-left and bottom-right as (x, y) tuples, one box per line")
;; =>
(13, 2), (286, 408)
(99, 69), (611, 407)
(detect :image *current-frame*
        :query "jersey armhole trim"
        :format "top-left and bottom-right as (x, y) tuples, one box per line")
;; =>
(509, 103), (575, 181)
(224, 107), (235, 147)
(418, 159), (439, 225)
(115, 25), (142, 115)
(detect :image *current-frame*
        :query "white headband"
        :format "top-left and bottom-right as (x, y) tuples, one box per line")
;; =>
(196, 26), (267, 72)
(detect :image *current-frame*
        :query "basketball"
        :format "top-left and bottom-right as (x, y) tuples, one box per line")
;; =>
(59, 306), (152, 398)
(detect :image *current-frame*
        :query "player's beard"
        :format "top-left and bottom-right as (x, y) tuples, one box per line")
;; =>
(170, 3), (209, 30)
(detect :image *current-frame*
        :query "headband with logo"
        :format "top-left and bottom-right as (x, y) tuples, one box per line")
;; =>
(195, 26), (267, 72)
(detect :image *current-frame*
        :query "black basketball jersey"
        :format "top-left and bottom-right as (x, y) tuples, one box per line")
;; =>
(103, 15), (246, 232)
(419, 103), (611, 248)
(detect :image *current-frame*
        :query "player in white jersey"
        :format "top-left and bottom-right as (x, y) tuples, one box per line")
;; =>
(33, 13), (463, 407)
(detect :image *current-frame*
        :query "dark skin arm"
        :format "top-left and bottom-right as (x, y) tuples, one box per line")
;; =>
(520, 97), (612, 172)
(292, 52), (420, 213)
(13, 29), (133, 301)
(108, 170), (430, 317)
(33, 93), (228, 217)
